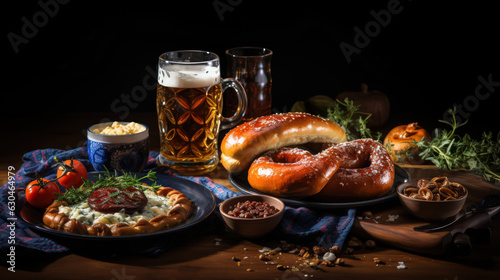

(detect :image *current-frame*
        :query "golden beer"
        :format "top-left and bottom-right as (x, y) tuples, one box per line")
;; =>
(157, 83), (222, 163)
(156, 50), (246, 175)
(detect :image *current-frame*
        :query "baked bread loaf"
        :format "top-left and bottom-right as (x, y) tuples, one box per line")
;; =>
(221, 113), (347, 173)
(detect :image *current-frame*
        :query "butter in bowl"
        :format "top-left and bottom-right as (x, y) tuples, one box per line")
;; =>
(87, 121), (149, 172)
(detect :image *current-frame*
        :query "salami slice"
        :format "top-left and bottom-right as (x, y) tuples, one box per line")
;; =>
(88, 186), (147, 214)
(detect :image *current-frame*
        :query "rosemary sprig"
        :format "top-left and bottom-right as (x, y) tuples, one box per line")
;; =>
(410, 107), (500, 182)
(326, 98), (382, 142)
(56, 170), (159, 205)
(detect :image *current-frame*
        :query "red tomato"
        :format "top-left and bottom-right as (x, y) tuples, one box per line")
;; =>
(26, 178), (61, 209)
(56, 159), (88, 189)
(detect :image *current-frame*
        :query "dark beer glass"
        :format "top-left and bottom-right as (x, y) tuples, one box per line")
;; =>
(225, 47), (272, 122)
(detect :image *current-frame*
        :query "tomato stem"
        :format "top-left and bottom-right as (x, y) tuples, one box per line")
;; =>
(32, 173), (51, 193)
(53, 157), (79, 180)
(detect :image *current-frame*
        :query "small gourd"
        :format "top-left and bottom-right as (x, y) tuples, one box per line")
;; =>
(383, 122), (431, 165)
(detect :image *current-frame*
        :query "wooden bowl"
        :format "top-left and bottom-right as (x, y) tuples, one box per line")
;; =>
(219, 195), (285, 239)
(397, 180), (468, 222)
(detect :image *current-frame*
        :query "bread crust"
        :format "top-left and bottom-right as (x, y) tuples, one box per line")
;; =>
(221, 113), (347, 173)
(312, 139), (395, 202)
(246, 139), (395, 202)
(42, 186), (193, 236)
(247, 145), (343, 198)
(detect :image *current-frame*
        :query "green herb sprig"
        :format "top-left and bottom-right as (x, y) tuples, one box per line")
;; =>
(56, 170), (159, 205)
(410, 107), (500, 182)
(326, 98), (382, 142)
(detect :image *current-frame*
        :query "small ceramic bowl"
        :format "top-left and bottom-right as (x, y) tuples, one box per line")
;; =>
(87, 122), (149, 172)
(219, 195), (285, 239)
(397, 180), (468, 222)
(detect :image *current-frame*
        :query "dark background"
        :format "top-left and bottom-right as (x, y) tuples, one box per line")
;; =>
(4, 0), (499, 146)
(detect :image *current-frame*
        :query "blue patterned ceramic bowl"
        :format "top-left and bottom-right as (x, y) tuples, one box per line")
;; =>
(87, 122), (149, 172)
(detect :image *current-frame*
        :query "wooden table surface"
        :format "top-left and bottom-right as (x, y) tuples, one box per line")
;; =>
(1, 112), (499, 280)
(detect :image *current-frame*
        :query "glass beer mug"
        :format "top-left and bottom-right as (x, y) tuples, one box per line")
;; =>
(156, 50), (247, 175)
(225, 47), (272, 122)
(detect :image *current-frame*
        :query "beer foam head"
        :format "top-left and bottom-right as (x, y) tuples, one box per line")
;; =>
(158, 65), (220, 88)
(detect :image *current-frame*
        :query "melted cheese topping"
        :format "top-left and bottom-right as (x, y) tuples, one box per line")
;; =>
(58, 189), (174, 226)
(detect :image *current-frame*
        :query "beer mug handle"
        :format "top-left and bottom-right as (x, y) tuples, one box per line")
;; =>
(220, 78), (247, 130)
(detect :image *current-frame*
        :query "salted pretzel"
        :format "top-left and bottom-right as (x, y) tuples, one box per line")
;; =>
(247, 139), (394, 201)
(312, 139), (395, 202)
(248, 145), (343, 198)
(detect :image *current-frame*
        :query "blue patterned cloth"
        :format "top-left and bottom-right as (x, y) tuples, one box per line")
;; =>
(0, 147), (356, 254)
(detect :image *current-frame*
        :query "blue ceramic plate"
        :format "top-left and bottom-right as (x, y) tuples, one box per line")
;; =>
(229, 165), (411, 209)
(18, 172), (216, 242)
